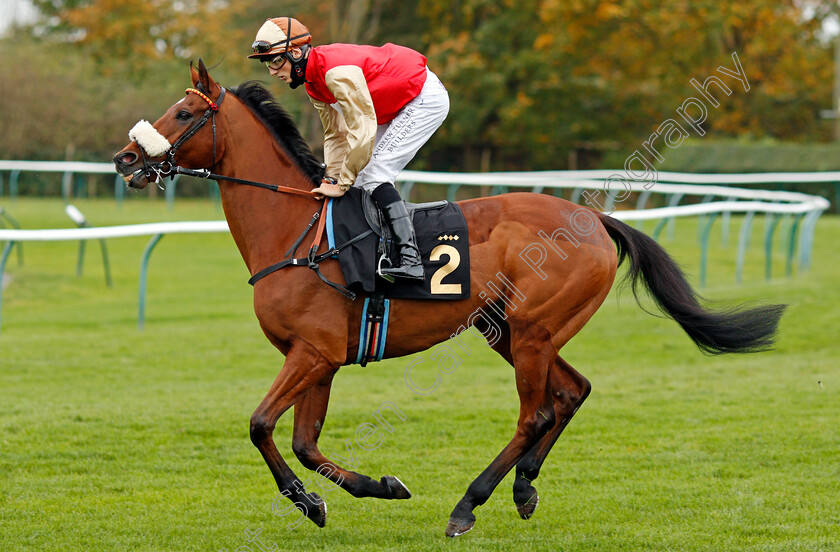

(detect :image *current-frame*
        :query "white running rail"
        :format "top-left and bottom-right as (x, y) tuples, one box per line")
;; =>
(0, 166), (832, 332)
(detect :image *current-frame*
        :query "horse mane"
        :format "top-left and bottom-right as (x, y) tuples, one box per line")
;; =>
(228, 81), (325, 184)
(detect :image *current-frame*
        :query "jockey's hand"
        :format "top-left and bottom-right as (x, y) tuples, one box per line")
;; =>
(312, 177), (348, 199)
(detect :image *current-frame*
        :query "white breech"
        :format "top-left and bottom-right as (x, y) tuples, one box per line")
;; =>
(355, 68), (450, 192)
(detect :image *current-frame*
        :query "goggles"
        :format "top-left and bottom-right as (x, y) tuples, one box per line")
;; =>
(251, 40), (285, 55)
(263, 54), (288, 70)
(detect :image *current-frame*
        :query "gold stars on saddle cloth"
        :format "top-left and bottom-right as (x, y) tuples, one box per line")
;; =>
(437, 234), (460, 241)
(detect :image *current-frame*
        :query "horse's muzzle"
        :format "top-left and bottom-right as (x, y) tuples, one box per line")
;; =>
(113, 148), (151, 189)
(124, 168), (150, 189)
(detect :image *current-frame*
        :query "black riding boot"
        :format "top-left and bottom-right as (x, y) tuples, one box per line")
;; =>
(379, 200), (425, 281)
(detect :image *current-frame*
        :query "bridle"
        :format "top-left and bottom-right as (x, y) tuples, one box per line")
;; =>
(132, 86), (316, 199)
(167, 87), (225, 173)
(130, 86), (223, 185)
(126, 85), (362, 298)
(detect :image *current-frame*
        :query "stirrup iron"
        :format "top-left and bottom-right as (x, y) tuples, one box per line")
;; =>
(377, 254), (395, 283)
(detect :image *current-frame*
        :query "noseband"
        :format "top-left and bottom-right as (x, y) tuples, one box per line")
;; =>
(133, 86), (226, 184)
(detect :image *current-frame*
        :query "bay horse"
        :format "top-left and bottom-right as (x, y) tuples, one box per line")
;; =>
(113, 61), (785, 537)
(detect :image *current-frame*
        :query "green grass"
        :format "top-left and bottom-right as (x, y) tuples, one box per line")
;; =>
(1, 198), (838, 551)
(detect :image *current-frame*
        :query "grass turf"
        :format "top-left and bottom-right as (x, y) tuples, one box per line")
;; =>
(1, 197), (838, 551)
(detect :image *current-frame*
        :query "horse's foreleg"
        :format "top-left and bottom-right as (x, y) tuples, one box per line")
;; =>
(446, 323), (557, 537)
(291, 382), (411, 500)
(512, 355), (591, 520)
(250, 340), (338, 528)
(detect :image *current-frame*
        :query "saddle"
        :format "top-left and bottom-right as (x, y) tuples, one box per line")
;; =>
(358, 191), (448, 239)
(327, 187), (470, 301)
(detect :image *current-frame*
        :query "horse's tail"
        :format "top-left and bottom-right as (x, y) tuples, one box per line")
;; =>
(598, 212), (786, 354)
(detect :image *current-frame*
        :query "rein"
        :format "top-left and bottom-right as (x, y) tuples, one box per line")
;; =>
(171, 166), (317, 198)
(131, 86), (361, 298)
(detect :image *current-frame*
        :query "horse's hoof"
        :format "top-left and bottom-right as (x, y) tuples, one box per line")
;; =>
(305, 493), (327, 528)
(445, 515), (475, 537)
(381, 475), (412, 499)
(516, 491), (539, 520)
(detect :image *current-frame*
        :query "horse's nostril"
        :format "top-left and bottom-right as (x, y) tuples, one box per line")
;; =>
(115, 152), (138, 166)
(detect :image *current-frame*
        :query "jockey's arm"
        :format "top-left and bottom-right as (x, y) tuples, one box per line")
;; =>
(310, 97), (349, 182)
(323, 65), (377, 190)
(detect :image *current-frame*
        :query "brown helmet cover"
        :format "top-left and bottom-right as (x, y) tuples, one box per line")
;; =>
(248, 17), (311, 60)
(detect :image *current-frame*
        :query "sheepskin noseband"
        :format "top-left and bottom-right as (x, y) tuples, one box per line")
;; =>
(128, 120), (172, 157)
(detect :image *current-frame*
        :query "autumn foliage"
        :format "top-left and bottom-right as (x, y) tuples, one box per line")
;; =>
(1, 0), (837, 171)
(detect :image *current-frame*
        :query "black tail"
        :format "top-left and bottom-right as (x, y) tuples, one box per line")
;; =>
(598, 213), (786, 355)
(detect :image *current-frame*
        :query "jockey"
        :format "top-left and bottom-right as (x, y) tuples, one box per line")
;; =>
(249, 17), (450, 281)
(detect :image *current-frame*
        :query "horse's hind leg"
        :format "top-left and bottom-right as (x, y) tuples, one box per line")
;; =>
(512, 355), (591, 520)
(485, 326), (591, 521)
(446, 323), (557, 537)
(291, 381), (411, 500)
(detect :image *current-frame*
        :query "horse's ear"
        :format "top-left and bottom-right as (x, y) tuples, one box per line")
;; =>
(196, 58), (218, 95)
(190, 60), (200, 87)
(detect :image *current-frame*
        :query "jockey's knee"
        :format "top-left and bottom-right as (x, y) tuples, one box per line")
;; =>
(370, 182), (402, 207)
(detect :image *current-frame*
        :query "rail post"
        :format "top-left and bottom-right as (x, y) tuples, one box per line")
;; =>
(138, 234), (164, 330)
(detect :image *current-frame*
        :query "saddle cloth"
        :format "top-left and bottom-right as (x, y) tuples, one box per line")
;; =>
(325, 187), (470, 300)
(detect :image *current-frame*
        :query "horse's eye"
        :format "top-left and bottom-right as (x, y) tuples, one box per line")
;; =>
(176, 110), (192, 121)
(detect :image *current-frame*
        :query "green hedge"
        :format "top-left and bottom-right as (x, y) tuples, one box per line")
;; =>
(601, 141), (840, 212)
(602, 140), (840, 173)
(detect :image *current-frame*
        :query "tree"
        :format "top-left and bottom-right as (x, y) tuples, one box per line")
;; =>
(537, 0), (833, 142)
(0, 34), (184, 161)
(418, 0), (835, 170)
(5, 0), (835, 172)
(28, 0), (247, 82)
